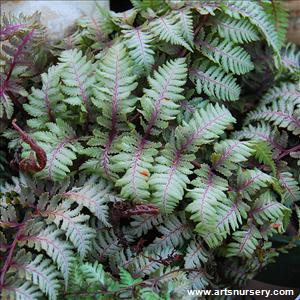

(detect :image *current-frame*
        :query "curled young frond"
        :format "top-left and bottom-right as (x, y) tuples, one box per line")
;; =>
(12, 119), (47, 173)
(21, 119), (81, 181)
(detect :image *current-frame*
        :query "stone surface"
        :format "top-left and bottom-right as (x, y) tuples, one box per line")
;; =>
(1, 0), (109, 41)
(284, 0), (300, 45)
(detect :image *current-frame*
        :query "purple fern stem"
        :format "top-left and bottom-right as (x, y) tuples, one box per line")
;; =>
(1, 29), (35, 107)
(129, 77), (172, 196)
(0, 24), (26, 40)
(101, 54), (120, 177)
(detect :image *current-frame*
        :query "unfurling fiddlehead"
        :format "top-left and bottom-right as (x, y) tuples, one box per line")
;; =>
(12, 119), (46, 172)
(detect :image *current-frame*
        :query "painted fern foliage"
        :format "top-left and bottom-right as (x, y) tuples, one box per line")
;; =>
(0, 12), (47, 120)
(1, 1), (300, 299)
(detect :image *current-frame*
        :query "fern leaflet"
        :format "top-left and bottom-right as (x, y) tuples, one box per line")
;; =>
(122, 25), (154, 73)
(82, 42), (137, 179)
(212, 139), (254, 177)
(278, 172), (300, 205)
(184, 239), (209, 268)
(24, 65), (67, 129)
(224, 1), (279, 52)
(59, 49), (94, 116)
(226, 223), (261, 258)
(251, 191), (290, 225)
(210, 13), (260, 44)
(246, 100), (300, 136)
(150, 13), (192, 51)
(150, 104), (235, 213)
(114, 58), (187, 200)
(186, 164), (228, 234)
(190, 59), (241, 101)
(197, 33), (254, 74)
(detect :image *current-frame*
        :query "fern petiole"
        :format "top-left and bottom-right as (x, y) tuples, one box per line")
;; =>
(0, 223), (25, 285)
(12, 119), (47, 172)
(277, 144), (300, 160)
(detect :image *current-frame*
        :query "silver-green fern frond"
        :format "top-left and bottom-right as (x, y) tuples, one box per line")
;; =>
(190, 59), (241, 101)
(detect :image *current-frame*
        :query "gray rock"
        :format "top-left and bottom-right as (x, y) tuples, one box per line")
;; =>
(1, 0), (109, 41)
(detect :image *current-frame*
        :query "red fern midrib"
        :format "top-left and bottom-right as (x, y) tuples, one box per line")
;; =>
(48, 137), (75, 178)
(279, 173), (298, 202)
(213, 141), (241, 169)
(21, 234), (69, 272)
(238, 225), (254, 256)
(135, 28), (146, 62)
(42, 209), (86, 248)
(5, 29), (35, 83)
(1, 30), (35, 101)
(101, 52), (120, 177)
(130, 74), (173, 197)
(63, 191), (97, 209)
(0, 24), (26, 37)
(12, 262), (56, 290)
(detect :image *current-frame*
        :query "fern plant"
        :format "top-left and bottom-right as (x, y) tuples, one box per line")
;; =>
(1, 1), (300, 299)
(0, 12), (47, 120)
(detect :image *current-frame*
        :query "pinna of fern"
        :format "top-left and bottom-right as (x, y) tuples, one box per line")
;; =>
(58, 49), (95, 119)
(196, 31), (254, 75)
(208, 12), (260, 44)
(0, 12), (47, 120)
(150, 103), (235, 214)
(121, 23), (155, 75)
(23, 65), (68, 129)
(113, 58), (188, 201)
(1, 1), (300, 299)
(81, 42), (138, 179)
